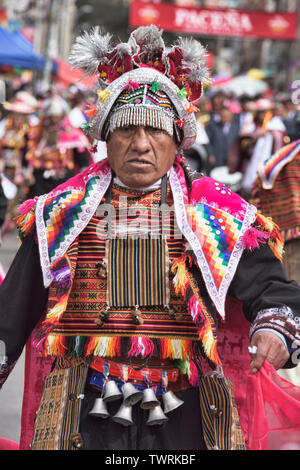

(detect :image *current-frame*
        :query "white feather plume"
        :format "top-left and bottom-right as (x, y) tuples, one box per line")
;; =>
(175, 37), (210, 84)
(129, 25), (165, 63)
(68, 27), (112, 75)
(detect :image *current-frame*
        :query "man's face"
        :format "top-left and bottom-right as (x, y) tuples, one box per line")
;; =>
(106, 125), (178, 188)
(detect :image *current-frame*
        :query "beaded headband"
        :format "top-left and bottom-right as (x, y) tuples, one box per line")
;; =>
(69, 25), (210, 149)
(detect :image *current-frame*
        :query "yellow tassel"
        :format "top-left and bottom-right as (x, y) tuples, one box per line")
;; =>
(86, 336), (99, 356)
(16, 209), (36, 236)
(198, 323), (221, 365)
(171, 256), (190, 298)
(44, 335), (65, 356)
(255, 212), (284, 262)
(45, 295), (69, 323)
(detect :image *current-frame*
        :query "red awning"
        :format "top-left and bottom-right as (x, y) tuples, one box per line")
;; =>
(54, 58), (97, 89)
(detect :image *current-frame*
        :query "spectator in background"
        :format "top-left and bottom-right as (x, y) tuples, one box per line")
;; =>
(208, 90), (227, 122)
(241, 99), (286, 198)
(205, 106), (240, 170)
(282, 98), (300, 143)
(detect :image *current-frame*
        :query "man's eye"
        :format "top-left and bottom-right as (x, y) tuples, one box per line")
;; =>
(146, 127), (166, 135)
(120, 126), (134, 133)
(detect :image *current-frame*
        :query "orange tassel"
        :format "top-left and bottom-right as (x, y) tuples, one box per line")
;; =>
(85, 103), (97, 117)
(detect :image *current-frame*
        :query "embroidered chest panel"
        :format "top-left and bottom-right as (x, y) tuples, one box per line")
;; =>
(50, 184), (199, 346)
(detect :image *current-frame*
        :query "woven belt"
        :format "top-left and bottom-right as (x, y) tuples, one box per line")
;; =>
(90, 356), (179, 384)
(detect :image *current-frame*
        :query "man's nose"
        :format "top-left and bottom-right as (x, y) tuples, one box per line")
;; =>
(131, 127), (151, 153)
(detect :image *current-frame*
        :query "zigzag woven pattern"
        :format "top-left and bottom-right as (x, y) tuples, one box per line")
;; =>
(258, 138), (300, 190)
(186, 202), (242, 291)
(43, 177), (100, 265)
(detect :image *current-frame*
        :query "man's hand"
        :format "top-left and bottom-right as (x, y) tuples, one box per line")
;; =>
(249, 331), (290, 374)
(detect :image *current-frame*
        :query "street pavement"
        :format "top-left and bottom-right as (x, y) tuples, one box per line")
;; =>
(0, 229), (24, 444)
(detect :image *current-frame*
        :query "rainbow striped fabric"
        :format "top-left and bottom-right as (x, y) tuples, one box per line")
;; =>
(258, 138), (300, 190)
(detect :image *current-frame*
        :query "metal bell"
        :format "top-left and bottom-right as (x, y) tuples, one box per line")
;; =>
(140, 387), (160, 409)
(103, 380), (123, 402)
(122, 382), (143, 406)
(112, 402), (134, 427)
(162, 390), (184, 414)
(88, 397), (110, 419)
(146, 404), (168, 426)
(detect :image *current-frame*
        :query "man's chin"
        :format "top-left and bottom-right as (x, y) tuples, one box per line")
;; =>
(117, 173), (161, 189)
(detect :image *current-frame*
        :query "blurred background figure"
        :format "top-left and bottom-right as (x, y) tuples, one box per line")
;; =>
(24, 94), (91, 197)
(240, 98), (287, 199)
(205, 105), (240, 170)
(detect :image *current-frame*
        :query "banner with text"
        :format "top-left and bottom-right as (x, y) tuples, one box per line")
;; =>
(129, 2), (298, 40)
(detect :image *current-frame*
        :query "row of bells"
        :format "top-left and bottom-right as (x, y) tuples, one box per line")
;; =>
(89, 379), (184, 426)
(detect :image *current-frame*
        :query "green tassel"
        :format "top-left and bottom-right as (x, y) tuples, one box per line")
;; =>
(174, 359), (191, 376)
(177, 87), (188, 99)
(69, 336), (86, 357)
(151, 80), (161, 92)
(81, 122), (91, 132)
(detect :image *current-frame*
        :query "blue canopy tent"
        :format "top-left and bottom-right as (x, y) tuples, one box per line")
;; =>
(0, 26), (57, 72)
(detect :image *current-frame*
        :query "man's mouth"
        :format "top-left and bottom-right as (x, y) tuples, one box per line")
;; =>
(126, 158), (153, 166)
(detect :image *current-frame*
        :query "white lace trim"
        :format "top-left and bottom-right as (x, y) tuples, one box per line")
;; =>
(169, 166), (257, 320)
(36, 167), (112, 287)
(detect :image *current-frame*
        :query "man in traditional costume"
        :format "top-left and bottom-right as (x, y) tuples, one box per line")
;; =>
(0, 26), (300, 451)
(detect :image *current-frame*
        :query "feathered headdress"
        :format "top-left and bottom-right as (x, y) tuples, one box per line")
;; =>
(69, 25), (210, 148)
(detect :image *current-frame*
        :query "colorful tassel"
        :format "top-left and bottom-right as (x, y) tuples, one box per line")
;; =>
(160, 338), (193, 360)
(175, 118), (186, 130)
(188, 293), (206, 325)
(85, 103), (97, 117)
(16, 209), (36, 238)
(242, 226), (269, 250)
(171, 255), (193, 299)
(255, 212), (284, 261)
(18, 196), (38, 215)
(185, 103), (199, 113)
(51, 264), (72, 291)
(150, 80), (160, 92)
(97, 89), (110, 102)
(177, 87), (189, 99)
(124, 80), (140, 92)
(189, 360), (199, 387)
(198, 322), (221, 365)
(128, 336), (155, 358)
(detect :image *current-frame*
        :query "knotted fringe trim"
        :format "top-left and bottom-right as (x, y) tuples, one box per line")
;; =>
(242, 226), (269, 250)
(15, 197), (39, 239)
(171, 254), (221, 366)
(174, 359), (199, 387)
(33, 255), (74, 350)
(109, 105), (175, 138)
(35, 334), (196, 361)
(171, 254), (193, 299)
(255, 212), (284, 262)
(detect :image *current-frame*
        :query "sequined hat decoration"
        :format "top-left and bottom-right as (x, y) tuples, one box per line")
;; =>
(68, 25), (210, 149)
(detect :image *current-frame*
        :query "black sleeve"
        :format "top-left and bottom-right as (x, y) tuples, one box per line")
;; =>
(0, 183), (8, 228)
(228, 244), (300, 366)
(0, 235), (48, 387)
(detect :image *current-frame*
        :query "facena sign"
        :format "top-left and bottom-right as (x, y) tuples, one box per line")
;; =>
(130, 1), (298, 41)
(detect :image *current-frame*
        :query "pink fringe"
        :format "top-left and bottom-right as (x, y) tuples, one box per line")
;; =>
(188, 294), (205, 325)
(189, 360), (199, 387)
(124, 80), (140, 91)
(128, 337), (155, 358)
(242, 226), (269, 250)
(18, 196), (38, 215)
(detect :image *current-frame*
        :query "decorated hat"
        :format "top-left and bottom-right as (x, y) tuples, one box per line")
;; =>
(68, 25), (210, 149)
(3, 90), (38, 114)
